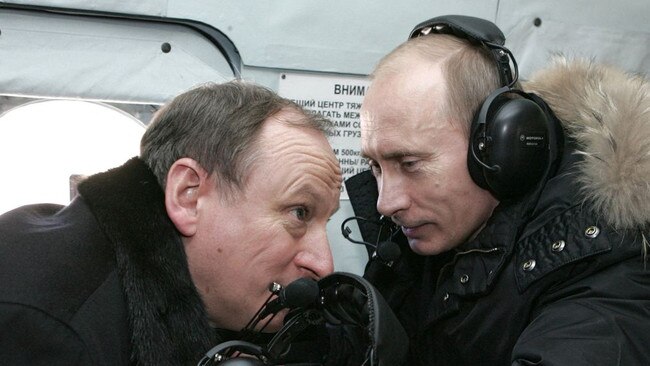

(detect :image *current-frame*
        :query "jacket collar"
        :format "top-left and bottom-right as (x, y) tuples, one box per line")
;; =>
(78, 157), (216, 365)
(524, 57), (650, 230)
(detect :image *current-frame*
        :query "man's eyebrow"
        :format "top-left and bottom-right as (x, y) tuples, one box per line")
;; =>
(286, 184), (318, 199)
(287, 183), (341, 210)
(364, 150), (429, 161)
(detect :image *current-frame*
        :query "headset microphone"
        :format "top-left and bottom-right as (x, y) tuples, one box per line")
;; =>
(373, 240), (401, 265)
(341, 216), (401, 267)
(199, 272), (409, 366)
(258, 278), (319, 319)
(221, 278), (320, 364)
(238, 278), (318, 345)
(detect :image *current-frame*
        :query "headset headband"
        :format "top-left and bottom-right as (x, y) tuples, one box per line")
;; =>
(408, 15), (517, 87)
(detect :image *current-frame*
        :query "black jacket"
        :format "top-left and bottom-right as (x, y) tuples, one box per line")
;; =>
(347, 59), (650, 365)
(0, 158), (217, 365)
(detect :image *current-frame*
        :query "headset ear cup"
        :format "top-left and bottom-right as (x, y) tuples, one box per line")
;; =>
(467, 88), (553, 200)
(482, 97), (551, 198)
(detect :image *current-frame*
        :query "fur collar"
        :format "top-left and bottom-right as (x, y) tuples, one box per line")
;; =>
(524, 58), (650, 229)
(78, 157), (216, 365)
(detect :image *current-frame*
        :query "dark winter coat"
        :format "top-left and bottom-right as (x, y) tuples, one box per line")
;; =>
(347, 58), (650, 365)
(0, 158), (217, 365)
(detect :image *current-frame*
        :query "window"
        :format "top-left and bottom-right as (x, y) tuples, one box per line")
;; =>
(0, 99), (147, 214)
(0, 5), (240, 214)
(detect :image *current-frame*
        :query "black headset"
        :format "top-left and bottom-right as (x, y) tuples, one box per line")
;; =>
(198, 273), (407, 366)
(409, 15), (559, 200)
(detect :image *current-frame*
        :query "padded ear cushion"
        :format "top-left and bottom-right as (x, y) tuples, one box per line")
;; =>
(468, 88), (551, 200)
(467, 88), (512, 194)
(467, 97), (502, 193)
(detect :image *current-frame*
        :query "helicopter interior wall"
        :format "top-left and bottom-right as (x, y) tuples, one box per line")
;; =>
(0, 8), (234, 104)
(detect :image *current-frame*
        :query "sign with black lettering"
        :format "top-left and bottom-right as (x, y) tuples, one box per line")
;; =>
(278, 72), (370, 199)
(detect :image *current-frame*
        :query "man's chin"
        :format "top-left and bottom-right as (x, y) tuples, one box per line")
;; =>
(408, 237), (448, 256)
(408, 239), (428, 255)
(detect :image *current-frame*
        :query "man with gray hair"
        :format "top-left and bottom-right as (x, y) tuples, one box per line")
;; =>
(0, 81), (343, 364)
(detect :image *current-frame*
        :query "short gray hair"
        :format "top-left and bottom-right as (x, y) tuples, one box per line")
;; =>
(140, 80), (332, 195)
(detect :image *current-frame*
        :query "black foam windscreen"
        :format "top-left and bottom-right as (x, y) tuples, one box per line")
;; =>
(376, 241), (401, 263)
(280, 278), (320, 308)
(259, 278), (319, 320)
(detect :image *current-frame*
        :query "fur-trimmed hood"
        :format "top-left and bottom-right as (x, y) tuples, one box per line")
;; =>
(524, 58), (650, 230)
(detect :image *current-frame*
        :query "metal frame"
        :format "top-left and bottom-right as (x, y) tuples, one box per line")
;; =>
(0, 2), (243, 78)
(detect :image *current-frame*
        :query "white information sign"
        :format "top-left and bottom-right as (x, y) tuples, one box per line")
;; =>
(278, 72), (370, 199)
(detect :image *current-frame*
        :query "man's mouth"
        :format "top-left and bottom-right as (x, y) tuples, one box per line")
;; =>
(401, 223), (426, 237)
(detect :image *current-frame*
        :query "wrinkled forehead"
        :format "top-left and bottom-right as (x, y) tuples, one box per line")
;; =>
(252, 118), (342, 211)
(258, 116), (341, 173)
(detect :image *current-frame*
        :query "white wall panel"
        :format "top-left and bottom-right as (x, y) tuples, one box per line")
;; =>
(1, 0), (647, 274)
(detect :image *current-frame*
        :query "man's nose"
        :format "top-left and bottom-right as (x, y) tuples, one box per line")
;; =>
(296, 228), (334, 278)
(376, 173), (410, 218)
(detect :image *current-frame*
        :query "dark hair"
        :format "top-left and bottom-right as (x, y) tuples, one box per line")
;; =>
(140, 80), (332, 194)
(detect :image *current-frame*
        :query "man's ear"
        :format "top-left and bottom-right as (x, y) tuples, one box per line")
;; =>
(164, 158), (210, 237)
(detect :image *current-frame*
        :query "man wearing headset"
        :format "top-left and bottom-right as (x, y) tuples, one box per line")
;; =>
(347, 15), (650, 365)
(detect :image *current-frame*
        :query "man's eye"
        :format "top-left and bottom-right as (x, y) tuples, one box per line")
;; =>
(291, 207), (309, 221)
(401, 160), (419, 171)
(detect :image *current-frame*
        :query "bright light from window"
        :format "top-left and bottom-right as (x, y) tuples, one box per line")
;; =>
(0, 100), (146, 214)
